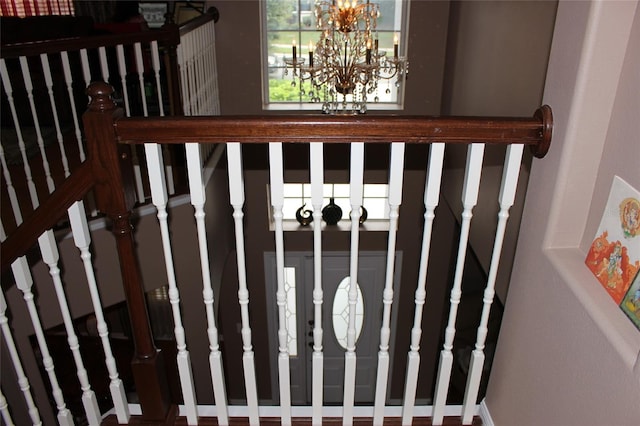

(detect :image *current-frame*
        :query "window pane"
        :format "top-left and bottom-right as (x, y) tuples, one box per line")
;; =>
(377, 0), (401, 31)
(284, 267), (298, 356)
(332, 277), (364, 350)
(266, 0), (298, 31)
(333, 197), (351, 220)
(363, 198), (389, 219)
(302, 184), (311, 198)
(333, 184), (350, 198)
(283, 198), (304, 219)
(284, 183), (302, 198)
(364, 184), (389, 198)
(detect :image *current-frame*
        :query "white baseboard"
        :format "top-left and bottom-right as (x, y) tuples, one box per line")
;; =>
(480, 399), (495, 426)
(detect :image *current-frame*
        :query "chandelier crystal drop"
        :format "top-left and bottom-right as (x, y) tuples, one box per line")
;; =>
(284, 0), (408, 114)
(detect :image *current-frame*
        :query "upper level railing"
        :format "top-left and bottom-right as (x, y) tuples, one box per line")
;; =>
(0, 80), (552, 425)
(0, 9), (219, 240)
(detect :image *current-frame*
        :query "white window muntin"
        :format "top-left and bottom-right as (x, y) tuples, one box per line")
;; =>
(281, 183), (390, 221)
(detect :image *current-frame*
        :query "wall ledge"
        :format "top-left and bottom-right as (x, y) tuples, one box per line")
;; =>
(544, 246), (640, 371)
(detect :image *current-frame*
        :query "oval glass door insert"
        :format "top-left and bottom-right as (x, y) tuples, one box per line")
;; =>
(332, 277), (364, 349)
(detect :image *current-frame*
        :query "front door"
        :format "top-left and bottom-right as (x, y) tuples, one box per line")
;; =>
(264, 251), (402, 405)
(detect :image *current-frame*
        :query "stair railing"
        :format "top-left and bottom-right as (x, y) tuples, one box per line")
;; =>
(0, 80), (552, 425)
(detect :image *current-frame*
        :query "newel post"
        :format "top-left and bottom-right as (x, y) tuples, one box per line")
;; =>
(83, 82), (174, 422)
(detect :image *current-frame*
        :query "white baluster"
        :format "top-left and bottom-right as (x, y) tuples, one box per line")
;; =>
(145, 143), (198, 424)
(199, 26), (211, 114)
(0, 290), (42, 425)
(343, 142), (364, 425)
(185, 37), (198, 115)
(129, 43), (149, 203)
(116, 45), (132, 116)
(67, 201), (130, 423)
(181, 34), (193, 114)
(0, 389), (14, 426)
(78, 47), (99, 214)
(38, 230), (101, 425)
(373, 143), (405, 425)
(207, 21), (221, 115)
(185, 142), (229, 425)
(60, 51), (86, 162)
(11, 257), (74, 426)
(432, 143), (485, 425)
(149, 41), (175, 195)
(73, 50), (101, 217)
(151, 41), (165, 117)
(176, 45), (191, 116)
(134, 42), (149, 117)
(196, 27), (207, 114)
(0, 59), (40, 208)
(190, 32), (202, 114)
(310, 142), (324, 425)
(226, 142), (259, 425)
(269, 142), (292, 425)
(40, 53), (70, 177)
(79, 48), (92, 95)
(401, 143), (445, 425)
(98, 46), (110, 83)
(19, 57), (54, 193)
(192, 27), (202, 113)
(0, 144), (24, 225)
(461, 144), (524, 423)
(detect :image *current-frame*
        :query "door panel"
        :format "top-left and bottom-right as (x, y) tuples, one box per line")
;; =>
(265, 251), (402, 405)
(316, 253), (386, 404)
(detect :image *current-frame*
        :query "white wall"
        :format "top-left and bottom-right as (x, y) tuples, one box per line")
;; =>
(485, 1), (640, 425)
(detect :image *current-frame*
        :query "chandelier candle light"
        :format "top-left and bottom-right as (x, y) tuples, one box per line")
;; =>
(284, 0), (408, 114)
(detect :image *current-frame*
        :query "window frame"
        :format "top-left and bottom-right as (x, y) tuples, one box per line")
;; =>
(260, 0), (411, 111)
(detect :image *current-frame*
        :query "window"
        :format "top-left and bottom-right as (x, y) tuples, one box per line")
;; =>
(283, 183), (389, 221)
(261, 0), (409, 110)
(269, 183), (391, 230)
(283, 267), (298, 356)
(0, 0), (74, 17)
(332, 277), (364, 349)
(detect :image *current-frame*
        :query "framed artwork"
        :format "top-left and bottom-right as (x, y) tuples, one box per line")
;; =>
(620, 270), (640, 330)
(139, 2), (168, 28)
(585, 176), (640, 304)
(174, 1), (205, 25)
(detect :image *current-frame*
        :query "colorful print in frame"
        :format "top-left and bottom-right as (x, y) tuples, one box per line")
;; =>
(585, 176), (640, 304)
(620, 270), (640, 330)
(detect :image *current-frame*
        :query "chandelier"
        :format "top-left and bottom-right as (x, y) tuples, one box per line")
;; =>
(284, 0), (408, 114)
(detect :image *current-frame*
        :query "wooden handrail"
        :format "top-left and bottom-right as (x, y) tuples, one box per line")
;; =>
(114, 106), (553, 157)
(178, 6), (219, 36)
(0, 162), (95, 275)
(0, 26), (179, 58)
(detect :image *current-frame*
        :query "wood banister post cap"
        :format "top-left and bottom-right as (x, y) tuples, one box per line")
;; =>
(531, 104), (553, 158)
(207, 6), (220, 23)
(86, 82), (116, 112)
